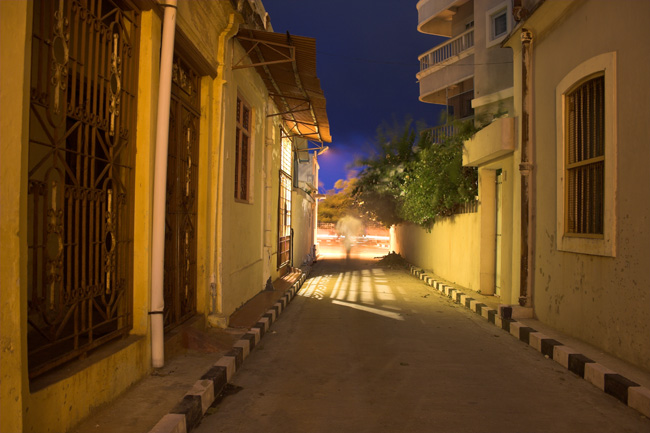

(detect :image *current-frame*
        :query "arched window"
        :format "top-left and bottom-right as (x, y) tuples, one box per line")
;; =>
(556, 52), (616, 256)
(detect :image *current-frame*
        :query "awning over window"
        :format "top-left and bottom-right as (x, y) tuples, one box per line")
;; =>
(234, 29), (331, 144)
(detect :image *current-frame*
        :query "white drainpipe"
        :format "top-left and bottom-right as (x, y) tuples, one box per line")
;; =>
(151, 0), (177, 369)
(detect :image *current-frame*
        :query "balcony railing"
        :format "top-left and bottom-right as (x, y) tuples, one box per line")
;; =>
(423, 123), (457, 144)
(422, 101), (474, 144)
(419, 28), (474, 72)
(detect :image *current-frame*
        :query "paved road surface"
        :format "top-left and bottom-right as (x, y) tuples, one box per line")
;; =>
(194, 257), (650, 433)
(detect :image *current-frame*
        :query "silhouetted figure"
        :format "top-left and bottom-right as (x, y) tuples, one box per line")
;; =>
(336, 215), (363, 262)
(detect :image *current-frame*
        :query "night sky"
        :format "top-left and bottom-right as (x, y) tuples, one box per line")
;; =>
(264, 1), (447, 192)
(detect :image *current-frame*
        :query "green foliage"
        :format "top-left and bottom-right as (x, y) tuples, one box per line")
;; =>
(318, 178), (361, 224)
(399, 120), (480, 226)
(352, 117), (482, 229)
(351, 118), (426, 227)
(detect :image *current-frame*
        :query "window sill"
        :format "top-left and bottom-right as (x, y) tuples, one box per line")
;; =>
(487, 34), (507, 48)
(557, 234), (615, 257)
(30, 334), (144, 393)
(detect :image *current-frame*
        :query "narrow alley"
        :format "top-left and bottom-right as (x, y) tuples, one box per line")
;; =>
(191, 257), (650, 433)
(4, 2), (650, 432)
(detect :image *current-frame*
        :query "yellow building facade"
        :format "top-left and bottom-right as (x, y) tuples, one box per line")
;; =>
(504, 0), (650, 371)
(399, 0), (521, 307)
(402, 0), (650, 374)
(0, 1), (329, 431)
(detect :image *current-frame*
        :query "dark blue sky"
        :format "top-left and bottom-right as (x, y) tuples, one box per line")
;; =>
(264, 1), (446, 191)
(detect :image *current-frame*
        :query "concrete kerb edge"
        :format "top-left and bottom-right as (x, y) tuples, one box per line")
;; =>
(403, 260), (650, 419)
(148, 269), (309, 433)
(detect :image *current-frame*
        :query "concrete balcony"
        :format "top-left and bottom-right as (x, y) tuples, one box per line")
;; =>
(419, 28), (474, 73)
(417, 29), (474, 104)
(417, 0), (469, 36)
(462, 116), (515, 166)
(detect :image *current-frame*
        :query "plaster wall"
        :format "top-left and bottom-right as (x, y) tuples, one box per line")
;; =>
(478, 156), (517, 304)
(25, 338), (149, 433)
(497, 27), (529, 310)
(264, 114), (283, 284)
(175, 0), (228, 71)
(0, 2), (31, 432)
(266, 116), (283, 283)
(292, 189), (315, 266)
(1, 2), (315, 430)
(220, 39), (272, 317)
(419, 53), (475, 104)
(393, 213), (480, 291)
(293, 143), (317, 266)
(530, 0), (650, 370)
(4, 9), (163, 433)
(175, 0), (231, 323)
(132, 10), (160, 337)
(450, 2), (474, 36)
(479, 169), (497, 295)
(472, 0), (513, 99)
(0, 3), (267, 430)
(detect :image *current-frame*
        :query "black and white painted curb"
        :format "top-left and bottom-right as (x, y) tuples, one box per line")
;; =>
(148, 271), (308, 433)
(408, 265), (650, 420)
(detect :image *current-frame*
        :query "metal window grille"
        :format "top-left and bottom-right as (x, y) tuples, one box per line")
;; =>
(281, 136), (292, 176)
(235, 96), (251, 201)
(278, 134), (292, 268)
(566, 75), (605, 235)
(278, 173), (292, 268)
(27, 0), (139, 378)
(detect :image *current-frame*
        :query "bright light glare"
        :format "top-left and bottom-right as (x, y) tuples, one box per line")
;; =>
(331, 299), (404, 321)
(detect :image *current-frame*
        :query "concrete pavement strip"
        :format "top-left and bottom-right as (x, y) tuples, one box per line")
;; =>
(148, 270), (308, 433)
(409, 265), (650, 420)
(143, 260), (649, 433)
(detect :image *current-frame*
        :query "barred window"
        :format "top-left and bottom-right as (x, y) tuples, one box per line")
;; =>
(278, 134), (293, 268)
(556, 52), (615, 256)
(281, 135), (292, 176)
(235, 95), (251, 201)
(27, 0), (139, 378)
(565, 75), (605, 235)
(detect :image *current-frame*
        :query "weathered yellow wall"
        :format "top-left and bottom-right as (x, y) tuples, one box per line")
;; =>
(478, 156), (517, 304)
(220, 39), (270, 316)
(196, 75), (214, 317)
(0, 2), (31, 432)
(529, 0), (650, 370)
(132, 10), (160, 335)
(20, 10), (163, 432)
(176, 0), (226, 71)
(25, 338), (150, 433)
(292, 189), (315, 266)
(1, 1), (306, 429)
(268, 121), (282, 282)
(393, 213), (480, 291)
(174, 1), (229, 320)
(472, 0), (514, 99)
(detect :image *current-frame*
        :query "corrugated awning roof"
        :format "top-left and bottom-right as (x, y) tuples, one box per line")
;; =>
(234, 29), (331, 144)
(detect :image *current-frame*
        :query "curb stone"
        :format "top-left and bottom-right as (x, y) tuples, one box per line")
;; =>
(148, 269), (308, 433)
(408, 264), (650, 420)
